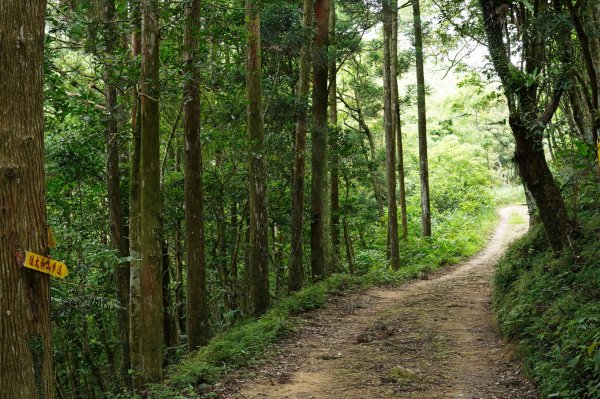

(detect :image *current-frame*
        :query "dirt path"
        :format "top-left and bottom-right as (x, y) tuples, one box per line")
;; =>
(222, 206), (537, 399)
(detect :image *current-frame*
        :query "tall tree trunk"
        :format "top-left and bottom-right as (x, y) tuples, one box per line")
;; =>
(392, 0), (408, 240)
(103, 0), (131, 385)
(128, 90), (144, 384)
(591, 1), (600, 176)
(413, 0), (432, 237)
(215, 202), (229, 309)
(0, 1), (53, 397)
(329, 0), (341, 273)
(311, 0), (331, 281)
(231, 202), (248, 313)
(383, 0), (401, 270)
(64, 344), (80, 399)
(479, 0), (570, 252)
(590, 2), (600, 88)
(364, 123), (385, 221)
(229, 203), (239, 313)
(173, 141), (184, 339)
(565, 0), (600, 177)
(396, 110), (409, 240)
(246, 0), (270, 316)
(174, 217), (184, 337)
(512, 119), (569, 249)
(523, 181), (540, 228)
(215, 152), (229, 312)
(272, 224), (285, 298)
(128, 0), (143, 387)
(161, 238), (176, 354)
(183, 0), (209, 350)
(212, 33), (229, 309)
(139, 0), (163, 383)
(342, 175), (355, 274)
(56, 377), (68, 399)
(568, 79), (589, 141)
(289, 0), (314, 292)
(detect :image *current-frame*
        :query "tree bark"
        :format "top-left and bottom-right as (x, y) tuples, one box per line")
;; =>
(103, 0), (131, 385)
(231, 202), (248, 313)
(272, 224), (285, 298)
(364, 129), (385, 221)
(479, 0), (570, 252)
(329, 0), (341, 273)
(392, 0), (408, 240)
(288, 0), (314, 292)
(215, 152), (229, 312)
(183, 0), (209, 350)
(342, 175), (355, 274)
(173, 142), (184, 339)
(0, 1), (53, 397)
(246, 0), (270, 316)
(311, 0), (331, 281)
(161, 238), (176, 352)
(139, 0), (163, 383)
(566, 0), (600, 176)
(413, 0), (432, 237)
(383, 0), (401, 270)
(128, 0), (143, 388)
(64, 344), (80, 399)
(569, 78), (590, 141)
(511, 118), (569, 249)
(174, 217), (184, 338)
(128, 90), (144, 382)
(229, 203), (239, 313)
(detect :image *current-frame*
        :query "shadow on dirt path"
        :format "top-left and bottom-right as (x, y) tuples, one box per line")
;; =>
(222, 206), (537, 399)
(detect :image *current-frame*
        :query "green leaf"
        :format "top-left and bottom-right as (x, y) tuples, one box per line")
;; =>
(587, 341), (599, 357)
(568, 353), (581, 368)
(520, 0), (534, 12)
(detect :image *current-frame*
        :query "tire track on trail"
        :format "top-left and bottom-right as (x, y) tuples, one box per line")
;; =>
(222, 206), (537, 399)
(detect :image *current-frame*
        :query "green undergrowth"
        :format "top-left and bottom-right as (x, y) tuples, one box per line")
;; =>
(491, 184), (526, 206)
(143, 207), (499, 398)
(494, 211), (600, 398)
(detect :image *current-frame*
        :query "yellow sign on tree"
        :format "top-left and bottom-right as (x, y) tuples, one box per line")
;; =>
(18, 250), (69, 279)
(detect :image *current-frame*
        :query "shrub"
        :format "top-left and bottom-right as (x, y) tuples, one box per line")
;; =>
(494, 214), (600, 398)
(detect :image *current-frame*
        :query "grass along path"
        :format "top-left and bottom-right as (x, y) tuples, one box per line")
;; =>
(220, 206), (537, 398)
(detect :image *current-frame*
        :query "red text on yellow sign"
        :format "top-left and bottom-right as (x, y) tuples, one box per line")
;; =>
(22, 251), (69, 279)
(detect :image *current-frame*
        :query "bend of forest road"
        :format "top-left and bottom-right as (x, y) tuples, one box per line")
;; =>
(220, 205), (538, 399)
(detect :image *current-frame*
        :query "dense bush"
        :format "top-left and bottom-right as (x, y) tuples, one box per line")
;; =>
(494, 214), (600, 398)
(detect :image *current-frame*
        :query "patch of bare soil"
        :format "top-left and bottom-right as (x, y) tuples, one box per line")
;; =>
(219, 206), (537, 399)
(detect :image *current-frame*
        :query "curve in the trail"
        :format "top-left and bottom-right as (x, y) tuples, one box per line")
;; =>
(224, 206), (537, 399)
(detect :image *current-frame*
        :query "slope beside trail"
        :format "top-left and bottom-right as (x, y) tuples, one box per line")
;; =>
(221, 205), (537, 399)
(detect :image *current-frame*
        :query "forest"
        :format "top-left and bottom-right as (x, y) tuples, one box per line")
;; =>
(0, 0), (599, 398)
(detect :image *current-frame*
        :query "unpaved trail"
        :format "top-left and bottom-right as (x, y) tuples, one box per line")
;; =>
(222, 206), (537, 399)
